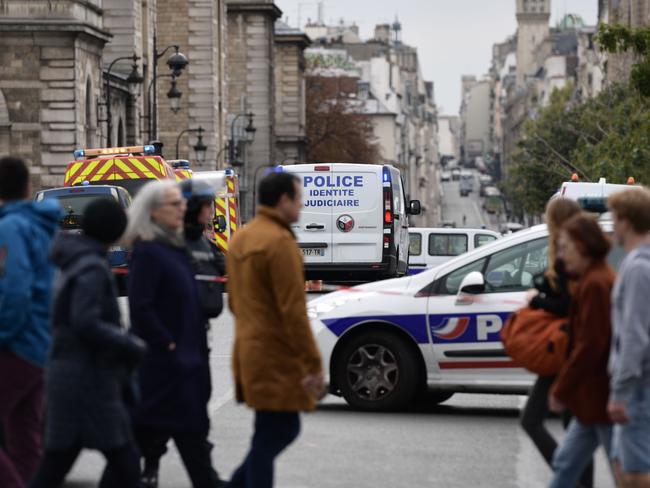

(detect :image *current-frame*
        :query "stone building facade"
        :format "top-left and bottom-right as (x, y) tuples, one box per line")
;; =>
(0, 0), (110, 188)
(226, 0), (281, 220)
(274, 20), (310, 165)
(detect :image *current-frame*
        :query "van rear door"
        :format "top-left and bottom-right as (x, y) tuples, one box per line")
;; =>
(331, 164), (382, 264)
(284, 164), (333, 265)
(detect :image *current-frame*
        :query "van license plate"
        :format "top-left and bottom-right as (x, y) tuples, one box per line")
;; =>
(301, 248), (324, 257)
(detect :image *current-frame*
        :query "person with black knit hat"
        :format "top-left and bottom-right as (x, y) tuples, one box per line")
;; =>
(30, 198), (147, 488)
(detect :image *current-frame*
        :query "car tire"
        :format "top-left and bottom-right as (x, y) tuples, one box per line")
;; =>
(335, 330), (421, 411)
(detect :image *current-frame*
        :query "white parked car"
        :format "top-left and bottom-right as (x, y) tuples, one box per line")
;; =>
(307, 220), (621, 411)
(440, 171), (452, 182)
(408, 227), (500, 274)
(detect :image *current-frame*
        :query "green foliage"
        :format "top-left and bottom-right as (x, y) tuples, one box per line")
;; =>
(505, 84), (650, 215)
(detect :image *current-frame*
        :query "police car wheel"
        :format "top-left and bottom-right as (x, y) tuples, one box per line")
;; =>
(336, 331), (420, 411)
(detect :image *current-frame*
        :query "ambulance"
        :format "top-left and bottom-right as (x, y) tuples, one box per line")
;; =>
(63, 145), (176, 195)
(280, 163), (421, 282)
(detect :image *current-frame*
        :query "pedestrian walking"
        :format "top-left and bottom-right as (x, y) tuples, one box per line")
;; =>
(0, 157), (61, 488)
(123, 180), (224, 488)
(549, 213), (616, 488)
(607, 188), (650, 487)
(520, 198), (593, 486)
(29, 198), (146, 488)
(226, 172), (324, 488)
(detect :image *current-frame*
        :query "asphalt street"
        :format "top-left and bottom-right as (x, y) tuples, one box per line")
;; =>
(66, 300), (615, 488)
(441, 171), (501, 232)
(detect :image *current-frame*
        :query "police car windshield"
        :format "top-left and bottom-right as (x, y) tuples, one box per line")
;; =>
(56, 194), (113, 229)
(87, 179), (148, 197)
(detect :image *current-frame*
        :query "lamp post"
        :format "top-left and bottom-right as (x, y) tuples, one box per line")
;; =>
(105, 54), (143, 146)
(175, 126), (207, 163)
(228, 112), (256, 165)
(150, 30), (189, 140)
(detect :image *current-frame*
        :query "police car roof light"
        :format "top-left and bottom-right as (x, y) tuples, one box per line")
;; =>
(73, 149), (85, 159)
(382, 167), (392, 183)
(143, 145), (155, 155)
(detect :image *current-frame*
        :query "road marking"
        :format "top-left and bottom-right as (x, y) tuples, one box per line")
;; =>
(210, 386), (233, 413)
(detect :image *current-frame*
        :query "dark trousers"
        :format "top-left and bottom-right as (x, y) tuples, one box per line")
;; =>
(521, 375), (593, 487)
(0, 351), (44, 488)
(227, 411), (301, 488)
(28, 443), (140, 488)
(135, 426), (221, 488)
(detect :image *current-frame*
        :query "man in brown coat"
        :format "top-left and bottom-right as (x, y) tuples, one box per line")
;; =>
(225, 171), (324, 488)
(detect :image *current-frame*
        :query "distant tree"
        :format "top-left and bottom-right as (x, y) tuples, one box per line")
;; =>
(305, 75), (380, 163)
(504, 83), (650, 215)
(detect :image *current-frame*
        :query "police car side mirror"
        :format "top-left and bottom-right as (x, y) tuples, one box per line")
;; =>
(408, 200), (421, 215)
(215, 215), (227, 233)
(457, 271), (485, 302)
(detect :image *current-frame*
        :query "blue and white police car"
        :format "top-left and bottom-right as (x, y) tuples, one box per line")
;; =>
(308, 219), (617, 411)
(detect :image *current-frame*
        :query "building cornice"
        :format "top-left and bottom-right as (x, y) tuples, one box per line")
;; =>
(0, 21), (111, 43)
(226, 2), (282, 20)
(275, 32), (311, 48)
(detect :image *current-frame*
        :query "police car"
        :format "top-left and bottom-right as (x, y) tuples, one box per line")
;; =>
(308, 219), (617, 411)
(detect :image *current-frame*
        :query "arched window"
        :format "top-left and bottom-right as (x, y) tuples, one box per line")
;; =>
(85, 77), (94, 147)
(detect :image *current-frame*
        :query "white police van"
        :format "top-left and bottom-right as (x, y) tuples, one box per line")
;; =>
(307, 219), (619, 411)
(281, 163), (421, 281)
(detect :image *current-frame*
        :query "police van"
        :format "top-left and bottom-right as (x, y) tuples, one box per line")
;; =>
(307, 217), (622, 411)
(280, 163), (421, 281)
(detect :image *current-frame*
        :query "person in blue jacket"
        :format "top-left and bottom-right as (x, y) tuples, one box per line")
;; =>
(0, 157), (61, 488)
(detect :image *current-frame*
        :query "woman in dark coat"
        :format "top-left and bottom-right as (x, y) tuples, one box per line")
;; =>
(29, 199), (146, 488)
(122, 180), (223, 488)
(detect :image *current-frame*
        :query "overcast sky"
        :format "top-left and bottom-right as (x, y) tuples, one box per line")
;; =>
(275, 0), (598, 115)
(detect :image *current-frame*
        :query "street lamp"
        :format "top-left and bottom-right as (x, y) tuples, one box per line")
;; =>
(175, 126), (207, 163)
(228, 112), (256, 165)
(105, 53), (143, 146)
(167, 77), (182, 114)
(150, 30), (189, 139)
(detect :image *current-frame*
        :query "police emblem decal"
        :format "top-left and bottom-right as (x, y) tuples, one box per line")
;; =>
(336, 215), (354, 233)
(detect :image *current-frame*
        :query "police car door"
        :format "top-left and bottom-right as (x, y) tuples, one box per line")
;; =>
(331, 164), (382, 266)
(285, 164), (333, 265)
(425, 236), (548, 384)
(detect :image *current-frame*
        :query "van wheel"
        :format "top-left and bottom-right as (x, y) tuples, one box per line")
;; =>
(335, 330), (420, 411)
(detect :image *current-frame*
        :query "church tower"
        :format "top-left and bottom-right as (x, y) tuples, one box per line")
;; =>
(516, 0), (551, 87)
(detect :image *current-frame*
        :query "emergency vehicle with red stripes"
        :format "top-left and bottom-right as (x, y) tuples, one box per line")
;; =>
(63, 145), (241, 254)
(308, 177), (630, 411)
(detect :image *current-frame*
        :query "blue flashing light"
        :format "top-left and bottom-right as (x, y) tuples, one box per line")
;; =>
(274, 165), (284, 173)
(171, 160), (190, 169)
(143, 145), (155, 155)
(73, 149), (85, 159)
(382, 167), (392, 183)
(224, 168), (234, 176)
(82, 180), (90, 186)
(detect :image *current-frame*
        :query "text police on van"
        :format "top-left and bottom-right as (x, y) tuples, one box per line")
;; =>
(304, 175), (363, 208)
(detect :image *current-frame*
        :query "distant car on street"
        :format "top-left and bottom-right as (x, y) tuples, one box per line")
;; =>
(459, 170), (474, 196)
(451, 168), (461, 181)
(441, 220), (456, 228)
(440, 170), (451, 182)
(478, 175), (493, 196)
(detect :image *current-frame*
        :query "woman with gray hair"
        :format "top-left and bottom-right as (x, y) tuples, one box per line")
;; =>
(125, 180), (224, 488)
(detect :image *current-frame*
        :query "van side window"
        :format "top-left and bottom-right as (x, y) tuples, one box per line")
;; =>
(429, 234), (468, 257)
(409, 233), (422, 256)
(475, 234), (497, 248)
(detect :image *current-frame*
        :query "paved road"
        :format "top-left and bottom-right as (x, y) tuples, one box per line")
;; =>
(441, 171), (503, 232)
(66, 301), (615, 488)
